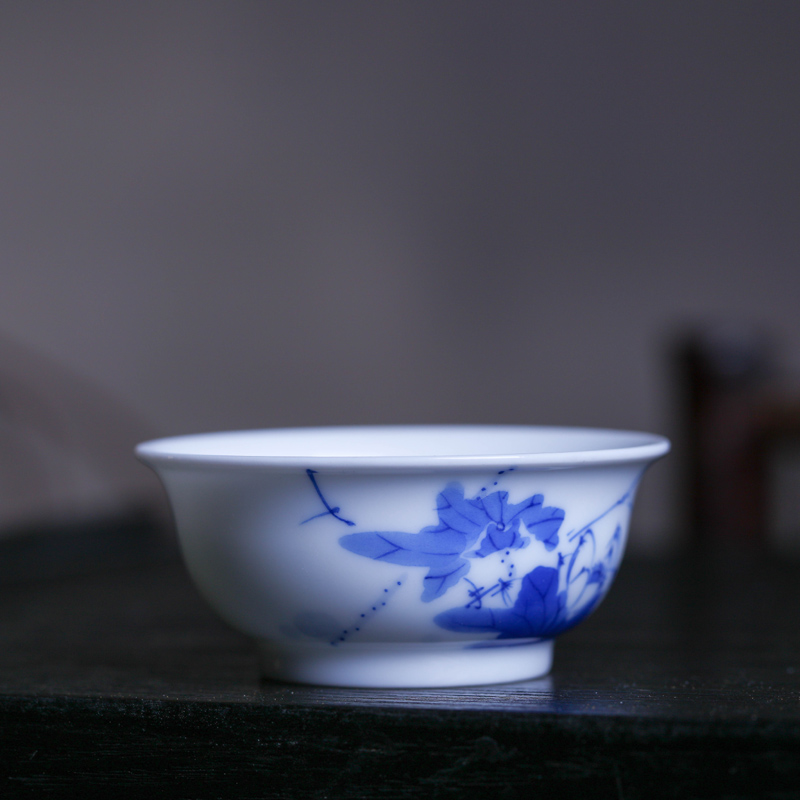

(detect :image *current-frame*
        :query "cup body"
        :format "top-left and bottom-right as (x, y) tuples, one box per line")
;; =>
(137, 425), (669, 687)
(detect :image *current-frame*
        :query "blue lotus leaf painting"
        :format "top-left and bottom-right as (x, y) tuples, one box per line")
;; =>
(305, 470), (637, 644)
(433, 562), (606, 639)
(434, 566), (566, 638)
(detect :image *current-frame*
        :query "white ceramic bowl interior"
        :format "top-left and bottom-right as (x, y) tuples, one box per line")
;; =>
(137, 425), (669, 688)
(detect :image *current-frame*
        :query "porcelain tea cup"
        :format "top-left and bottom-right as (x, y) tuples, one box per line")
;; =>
(136, 425), (669, 688)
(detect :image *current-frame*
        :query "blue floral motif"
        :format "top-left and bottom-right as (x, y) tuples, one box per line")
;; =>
(435, 566), (566, 638)
(322, 471), (641, 646)
(339, 482), (564, 602)
(296, 468), (642, 647)
(435, 523), (623, 639)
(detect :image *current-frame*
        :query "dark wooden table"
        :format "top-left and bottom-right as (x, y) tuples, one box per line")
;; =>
(1, 522), (799, 798)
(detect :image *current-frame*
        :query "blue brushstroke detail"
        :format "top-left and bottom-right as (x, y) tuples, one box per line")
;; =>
(519, 495), (565, 552)
(464, 577), (516, 609)
(340, 530), (465, 566)
(340, 482), (561, 601)
(464, 578), (492, 609)
(422, 560), (471, 602)
(566, 473), (642, 542)
(340, 483), (480, 601)
(435, 567), (567, 638)
(301, 469), (355, 526)
(337, 473), (633, 641)
(435, 519), (624, 639)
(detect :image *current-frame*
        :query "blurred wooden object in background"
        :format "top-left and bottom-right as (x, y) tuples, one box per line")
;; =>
(679, 325), (800, 548)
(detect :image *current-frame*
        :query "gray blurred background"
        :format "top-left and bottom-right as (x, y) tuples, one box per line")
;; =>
(0, 1), (798, 553)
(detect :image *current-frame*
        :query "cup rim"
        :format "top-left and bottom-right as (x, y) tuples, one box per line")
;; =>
(136, 424), (670, 471)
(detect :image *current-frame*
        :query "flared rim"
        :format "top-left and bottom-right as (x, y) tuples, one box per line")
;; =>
(136, 424), (670, 471)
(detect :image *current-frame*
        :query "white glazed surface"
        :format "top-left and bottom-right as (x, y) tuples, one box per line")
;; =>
(137, 425), (669, 688)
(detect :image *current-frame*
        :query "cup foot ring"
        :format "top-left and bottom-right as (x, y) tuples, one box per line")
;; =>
(257, 638), (554, 688)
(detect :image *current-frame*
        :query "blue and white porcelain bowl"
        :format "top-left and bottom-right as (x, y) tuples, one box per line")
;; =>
(136, 425), (669, 688)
